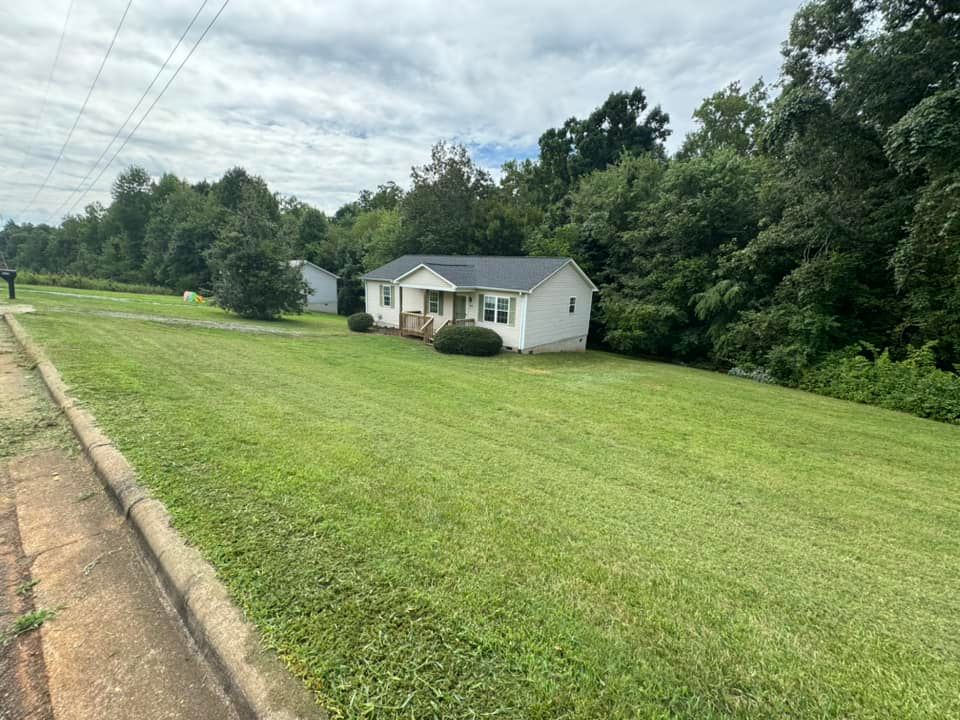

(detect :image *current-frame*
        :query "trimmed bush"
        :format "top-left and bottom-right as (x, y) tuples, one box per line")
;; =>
(347, 312), (374, 332)
(800, 342), (960, 424)
(433, 325), (503, 356)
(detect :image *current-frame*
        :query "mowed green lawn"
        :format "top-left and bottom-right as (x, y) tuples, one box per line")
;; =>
(5, 286), (959, 719)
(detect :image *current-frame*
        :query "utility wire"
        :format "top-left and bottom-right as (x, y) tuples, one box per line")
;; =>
(61, 0), (231, 221)
(18, 0), (134, 220)
(46, 0), (211, 224)
(16, 0), (77, 172)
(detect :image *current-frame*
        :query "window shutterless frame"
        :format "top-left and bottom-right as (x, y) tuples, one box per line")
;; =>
(568, 296), (576, 313)
(381, 284), (392, 307)
(496, 296), (509, 324)
(483, 294), (497, 322)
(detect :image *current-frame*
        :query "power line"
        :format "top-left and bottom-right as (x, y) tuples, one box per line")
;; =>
(46, 0), (211, 224)
(17, 0), (134, 220)
(60, 0), (231, 221)
(16, 0), (77, 172)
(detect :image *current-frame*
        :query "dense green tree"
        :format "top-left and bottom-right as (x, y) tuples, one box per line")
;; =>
(537, 87), (670, 203)
(399, 141), (494, 255)
(212, 167), (279, 220)
(350, 208), (403, 270)
(208, 184), (307, 320)
(573, 151), (765, 358)
(886, 89), (960, 361)
(107, 166), (155, 276)
(678, 80), (769, 159)
(4, 222), (55, 270)
(711, 0), (960, 378)
(359, 182), (404, 212)
(473, 193), (527, 257)
(144, 179), (220, 291)
(279, 198), (331, 264)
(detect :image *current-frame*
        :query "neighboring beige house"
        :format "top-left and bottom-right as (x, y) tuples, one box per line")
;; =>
(361, 255), (598, 353)
(289, 260), (339, 314)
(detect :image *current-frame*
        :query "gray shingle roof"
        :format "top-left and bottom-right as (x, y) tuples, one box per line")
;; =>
(362, 255), (587, 292)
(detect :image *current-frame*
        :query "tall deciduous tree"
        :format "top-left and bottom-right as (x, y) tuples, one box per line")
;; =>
(537, 87), (670, 202)
(144, 178), (220, 291)
(886, 89), (960, 361)
(399, 142), (493, 255)
(678, 80), (769, 159)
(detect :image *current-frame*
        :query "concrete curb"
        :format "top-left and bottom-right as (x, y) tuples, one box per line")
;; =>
(3, 313), (323, 720)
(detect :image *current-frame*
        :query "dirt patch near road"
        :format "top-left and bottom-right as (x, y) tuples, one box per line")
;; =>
(0, 304), (35, 315)
(52, 308), (308, 335)
(0, 465), (54, 720)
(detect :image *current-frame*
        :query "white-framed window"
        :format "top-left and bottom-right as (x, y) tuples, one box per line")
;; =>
(568, 296), (576, 314)
(428, 290), (440, 314)
(381, 284), (393, 307)
(483, 295), (510, 324)
(482, 295), (496, 322)
(496, 297), (509, 324)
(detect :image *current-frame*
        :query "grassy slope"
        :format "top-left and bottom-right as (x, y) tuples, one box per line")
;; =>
(5, 286), (959, 719)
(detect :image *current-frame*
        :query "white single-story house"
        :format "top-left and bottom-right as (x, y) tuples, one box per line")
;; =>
(361, 255), (598, 353)
(289, 260), (339, 314)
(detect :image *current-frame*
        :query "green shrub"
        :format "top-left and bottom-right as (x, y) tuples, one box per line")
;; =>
(16, 271), (175, 296)
(347, 312), (374, 332)
(433, 325), (503, 356)
(800, 342), (960, 424)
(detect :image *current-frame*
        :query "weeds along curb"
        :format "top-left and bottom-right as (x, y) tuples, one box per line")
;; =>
(3, 313), (322, 720)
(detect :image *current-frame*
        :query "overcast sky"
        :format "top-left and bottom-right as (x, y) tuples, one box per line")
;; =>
(0, 0), (800, 225)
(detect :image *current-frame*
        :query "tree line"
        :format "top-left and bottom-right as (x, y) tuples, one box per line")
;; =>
(2, 0), (958, 384)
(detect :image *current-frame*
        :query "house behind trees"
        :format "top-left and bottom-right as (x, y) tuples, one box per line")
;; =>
(289, 260), (339, 314)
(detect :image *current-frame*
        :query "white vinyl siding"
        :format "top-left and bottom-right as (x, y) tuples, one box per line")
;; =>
(401, 287), (422, 314)
(474, 292), (521, 348)
(364, 261), (594, 349)
(365, 280), (399, 327)
(397, 288), (453, 323)
(398, 266), (454, 289)
(429, 291), (455, 325)
(522, 264), (593, 350)
(298, 263), (338, 313)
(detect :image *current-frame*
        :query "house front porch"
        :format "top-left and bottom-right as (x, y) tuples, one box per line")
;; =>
(399, 310), (475, 342)
(397, 287), (475, 343)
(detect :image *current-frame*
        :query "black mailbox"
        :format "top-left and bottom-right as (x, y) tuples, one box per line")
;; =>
(0, 268), (16, 300)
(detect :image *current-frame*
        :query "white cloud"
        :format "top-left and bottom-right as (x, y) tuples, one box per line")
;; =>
(0, 0), (800, 224)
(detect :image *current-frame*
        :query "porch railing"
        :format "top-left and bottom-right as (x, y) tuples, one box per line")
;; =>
(400, 312), (424, 336)
(421, 316), (435, 342)
(400, 311), (437, 341)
